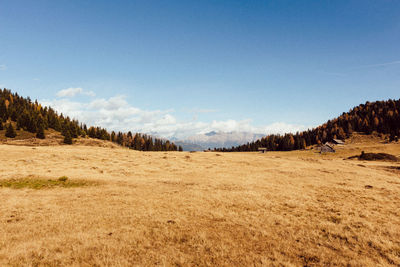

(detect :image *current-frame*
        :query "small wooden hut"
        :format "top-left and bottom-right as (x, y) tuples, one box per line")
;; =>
(320, 144), (335, 153)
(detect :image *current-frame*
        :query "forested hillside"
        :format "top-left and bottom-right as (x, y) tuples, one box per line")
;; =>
(217, 99), (400, 152)
(0, 89), (180, 151)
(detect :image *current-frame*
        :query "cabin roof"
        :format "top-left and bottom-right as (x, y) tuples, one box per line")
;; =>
(332, 139), (345, 144)
(320, 144), (335, 152)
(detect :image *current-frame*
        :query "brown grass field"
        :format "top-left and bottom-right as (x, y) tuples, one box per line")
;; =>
(0, 133), (400, 266)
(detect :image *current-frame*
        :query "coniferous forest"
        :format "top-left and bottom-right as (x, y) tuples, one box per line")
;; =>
(1, 89), (399, 153)
(0, 89), (180, 151)
(216, 99), (400, 152)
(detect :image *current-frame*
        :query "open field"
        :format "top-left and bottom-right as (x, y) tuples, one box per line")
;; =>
(1, 135), (400, 266)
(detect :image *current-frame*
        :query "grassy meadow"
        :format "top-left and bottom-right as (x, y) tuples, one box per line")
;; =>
(0, 134), (399, 266)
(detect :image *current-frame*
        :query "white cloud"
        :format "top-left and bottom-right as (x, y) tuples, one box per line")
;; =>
(41, 93), (310, 140)
(56, 87), (95, 98)
(89, 95), (129, 110)
(0, 64), (7, 71)
(262, 122), (307, 135)
(85, 91), (96, 97)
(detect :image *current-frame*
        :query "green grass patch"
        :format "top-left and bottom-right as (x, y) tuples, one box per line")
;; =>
(0, 176), (95, 189)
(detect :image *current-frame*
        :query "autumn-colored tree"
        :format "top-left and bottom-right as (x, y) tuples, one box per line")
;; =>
(373, 116), (379, 129)
(216, 98), (400, 152)
(362, 118), (370, 134)
(337, 127), (346, 139)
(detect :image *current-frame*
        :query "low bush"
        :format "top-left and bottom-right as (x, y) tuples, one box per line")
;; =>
(0, 177), (95, 189)
(348, 151), (399, 162)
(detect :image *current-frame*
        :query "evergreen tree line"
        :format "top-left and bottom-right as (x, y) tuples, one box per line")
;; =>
(0, 89), (180, 151)
(216, 99), (400, 152)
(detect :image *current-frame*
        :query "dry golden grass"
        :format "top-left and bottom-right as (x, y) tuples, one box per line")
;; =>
(0, 134), (399, 266)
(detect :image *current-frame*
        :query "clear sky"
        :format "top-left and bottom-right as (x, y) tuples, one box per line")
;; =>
(1, 0), (399, 139)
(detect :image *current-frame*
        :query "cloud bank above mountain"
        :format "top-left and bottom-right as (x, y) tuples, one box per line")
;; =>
(41, 89), (310, 139)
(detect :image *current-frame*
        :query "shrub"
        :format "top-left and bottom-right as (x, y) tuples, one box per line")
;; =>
(64, 131), (73, 144)
(359, 152), (398, 162)
(5, 123), (16, 138)
(0, 177), (94, 189)
(36, 124), (45, 139)
(58, 176), (68, 182)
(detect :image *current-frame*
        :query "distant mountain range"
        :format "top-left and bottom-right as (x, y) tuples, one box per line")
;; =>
(174, 131), (265, 151)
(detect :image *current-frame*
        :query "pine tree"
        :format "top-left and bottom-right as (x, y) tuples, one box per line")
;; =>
(0, 100), (7, 121)
(36, 123), (45, 139)
(54, 118), (62, 131)
(178, 146), (183, 152)
(5, 123), (16, 138)
(27, 114), (36, 133)
(63, 130), (73, 144)
(300, 139), (306, 149)
(36, 115), (45, 139)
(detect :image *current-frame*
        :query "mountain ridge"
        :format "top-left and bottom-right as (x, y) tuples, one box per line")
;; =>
(217, 99), (400, 152)
(176, 131), (265, 151)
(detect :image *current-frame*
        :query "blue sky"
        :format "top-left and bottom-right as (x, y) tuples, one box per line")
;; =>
(1, 0), (399, 138)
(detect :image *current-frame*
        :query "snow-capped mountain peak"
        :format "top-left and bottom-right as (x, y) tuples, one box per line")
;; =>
(175, 131), (265, 151)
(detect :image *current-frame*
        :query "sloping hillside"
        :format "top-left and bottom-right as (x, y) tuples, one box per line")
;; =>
(0, 89), (179, 151)
(219, 99), (400, 152)
(0, 126), (119, 148)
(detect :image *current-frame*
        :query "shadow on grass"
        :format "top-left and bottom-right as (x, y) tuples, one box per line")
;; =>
(0, 176), (97, 189)
(347, 151), (399, 162)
